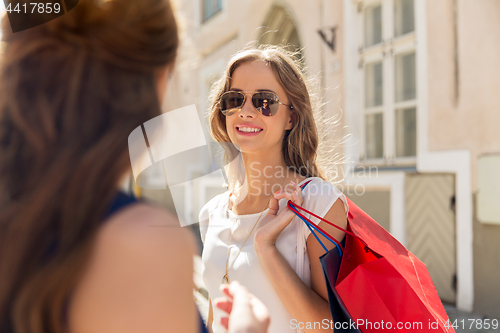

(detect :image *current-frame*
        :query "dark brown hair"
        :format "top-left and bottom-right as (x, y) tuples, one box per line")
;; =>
(0, 0), (178, 332)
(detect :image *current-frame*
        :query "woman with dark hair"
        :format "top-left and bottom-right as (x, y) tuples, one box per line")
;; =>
(0, 1), (268, 332)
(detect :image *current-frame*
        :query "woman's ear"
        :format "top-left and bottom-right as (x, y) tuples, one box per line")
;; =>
(285, 111), (296, 130)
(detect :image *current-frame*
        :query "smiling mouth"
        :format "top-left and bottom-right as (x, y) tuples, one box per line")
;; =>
(236, 127), (263, 133)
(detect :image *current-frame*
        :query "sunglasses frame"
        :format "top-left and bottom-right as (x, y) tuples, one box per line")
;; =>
(218, 90), (293, 117)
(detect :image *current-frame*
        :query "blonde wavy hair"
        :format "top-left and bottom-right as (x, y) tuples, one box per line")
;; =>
(207, 44), (346, 190)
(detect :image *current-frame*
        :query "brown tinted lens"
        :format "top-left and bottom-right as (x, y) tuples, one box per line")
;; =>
(220, 92), (244, 115)
(252, 92), (279, 116)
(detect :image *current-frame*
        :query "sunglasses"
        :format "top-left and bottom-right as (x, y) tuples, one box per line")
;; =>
(219, 91), (293, 117)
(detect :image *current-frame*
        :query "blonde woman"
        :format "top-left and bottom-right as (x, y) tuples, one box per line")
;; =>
(199, 46), (350, 333)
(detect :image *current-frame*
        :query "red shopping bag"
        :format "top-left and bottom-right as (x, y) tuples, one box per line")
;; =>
(289, 181), (455, 333)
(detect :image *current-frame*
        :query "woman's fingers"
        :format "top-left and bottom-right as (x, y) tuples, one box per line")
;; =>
(227, 281), (251, 305)
(213, 295), (232, 330)
(248, 293), (271, 325)
(220, 284), (233, 299)
(257, 181), (304, 246)
(267, 194), (280, 216)
(226, 281), (270, 333)
(216, 284), (234, 330)
(214, 297), (233, 314)
(274, 181), (303, 205)
(220, 316), (229, 330)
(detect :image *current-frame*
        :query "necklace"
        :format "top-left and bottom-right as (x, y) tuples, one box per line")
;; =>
(222, 177), (286, 284)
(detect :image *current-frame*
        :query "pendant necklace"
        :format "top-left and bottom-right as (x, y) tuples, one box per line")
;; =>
(222, 177), (286, 284)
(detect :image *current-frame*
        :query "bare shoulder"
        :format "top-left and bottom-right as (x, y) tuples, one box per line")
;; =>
(84, 202), (198, 281)
(90, 203), (198, 266)
(306, 197), (348, 247)
(68, 203), (198, 333)
(99, 202), (197, 251)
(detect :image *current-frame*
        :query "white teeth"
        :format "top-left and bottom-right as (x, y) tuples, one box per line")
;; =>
(238, 127), (262, 133)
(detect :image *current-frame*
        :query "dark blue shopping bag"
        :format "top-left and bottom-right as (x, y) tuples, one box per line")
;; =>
(296, 180), (361, 332)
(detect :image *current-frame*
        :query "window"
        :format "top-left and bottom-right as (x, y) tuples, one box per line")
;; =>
(359, 0), (417, 164)
(395, 107), (416, 157)
(366, 113), (384, 158)
(365, 61), (383, 107)
(259, 5), (302, 61)
(364, 4), (382, 47)
(394, 0), (415, 37)
(202, 0), (222, 22)
(364, 60), (384, 159)
(394, 52), (416, 102)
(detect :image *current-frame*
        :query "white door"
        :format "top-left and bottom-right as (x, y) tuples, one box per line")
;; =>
(405, 173), (456, 304)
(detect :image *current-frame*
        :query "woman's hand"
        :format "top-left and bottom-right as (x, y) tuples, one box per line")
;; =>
(254, 181), (303, 249)
(213, 281), (270, 333)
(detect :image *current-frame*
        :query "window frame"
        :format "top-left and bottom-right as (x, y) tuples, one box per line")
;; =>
(201, 0), (223, 23)
(358, 0), (417, 166)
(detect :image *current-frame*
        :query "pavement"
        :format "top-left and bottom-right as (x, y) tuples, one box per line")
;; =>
(443, 303), (499, 333)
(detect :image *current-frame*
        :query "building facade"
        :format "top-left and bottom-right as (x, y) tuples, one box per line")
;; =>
(151, 0), (500, 319)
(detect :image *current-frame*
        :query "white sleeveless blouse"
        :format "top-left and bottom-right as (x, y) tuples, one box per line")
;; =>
(199, 177), (349, 333)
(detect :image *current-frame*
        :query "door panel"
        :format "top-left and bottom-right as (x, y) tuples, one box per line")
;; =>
(405, 173), (456, 304)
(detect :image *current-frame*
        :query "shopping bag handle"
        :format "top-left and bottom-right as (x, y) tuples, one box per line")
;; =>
(288, 200), (369, 248)
(288, 201), (343, 255)
(290, 180), (370, 253)
(291, 181), (344, 255)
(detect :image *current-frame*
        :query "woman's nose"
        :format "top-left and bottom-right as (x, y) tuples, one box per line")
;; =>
(238, 97), (257, 118)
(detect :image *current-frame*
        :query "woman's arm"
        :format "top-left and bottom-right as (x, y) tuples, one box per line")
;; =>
(68, 204), (199, 333)
(254, 182), (347, 333)
(307, 199), (347, 309)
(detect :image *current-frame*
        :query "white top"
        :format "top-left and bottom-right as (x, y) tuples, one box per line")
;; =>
(199, 176), (349, 333)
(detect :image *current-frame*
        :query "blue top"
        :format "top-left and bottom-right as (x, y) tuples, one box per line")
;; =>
(103, 190), (140, 219)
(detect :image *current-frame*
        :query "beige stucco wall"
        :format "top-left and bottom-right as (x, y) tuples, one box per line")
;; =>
(427, 0), (500, 192)
(321, 0), (347, 183)
(472, 193), (500, 319)
(427, 0), (500, 318)
(346, 190), (391, 231)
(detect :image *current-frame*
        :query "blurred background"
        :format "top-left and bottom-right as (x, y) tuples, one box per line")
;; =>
(148, 0), (500, 326)
(3, 0), (499, 330)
